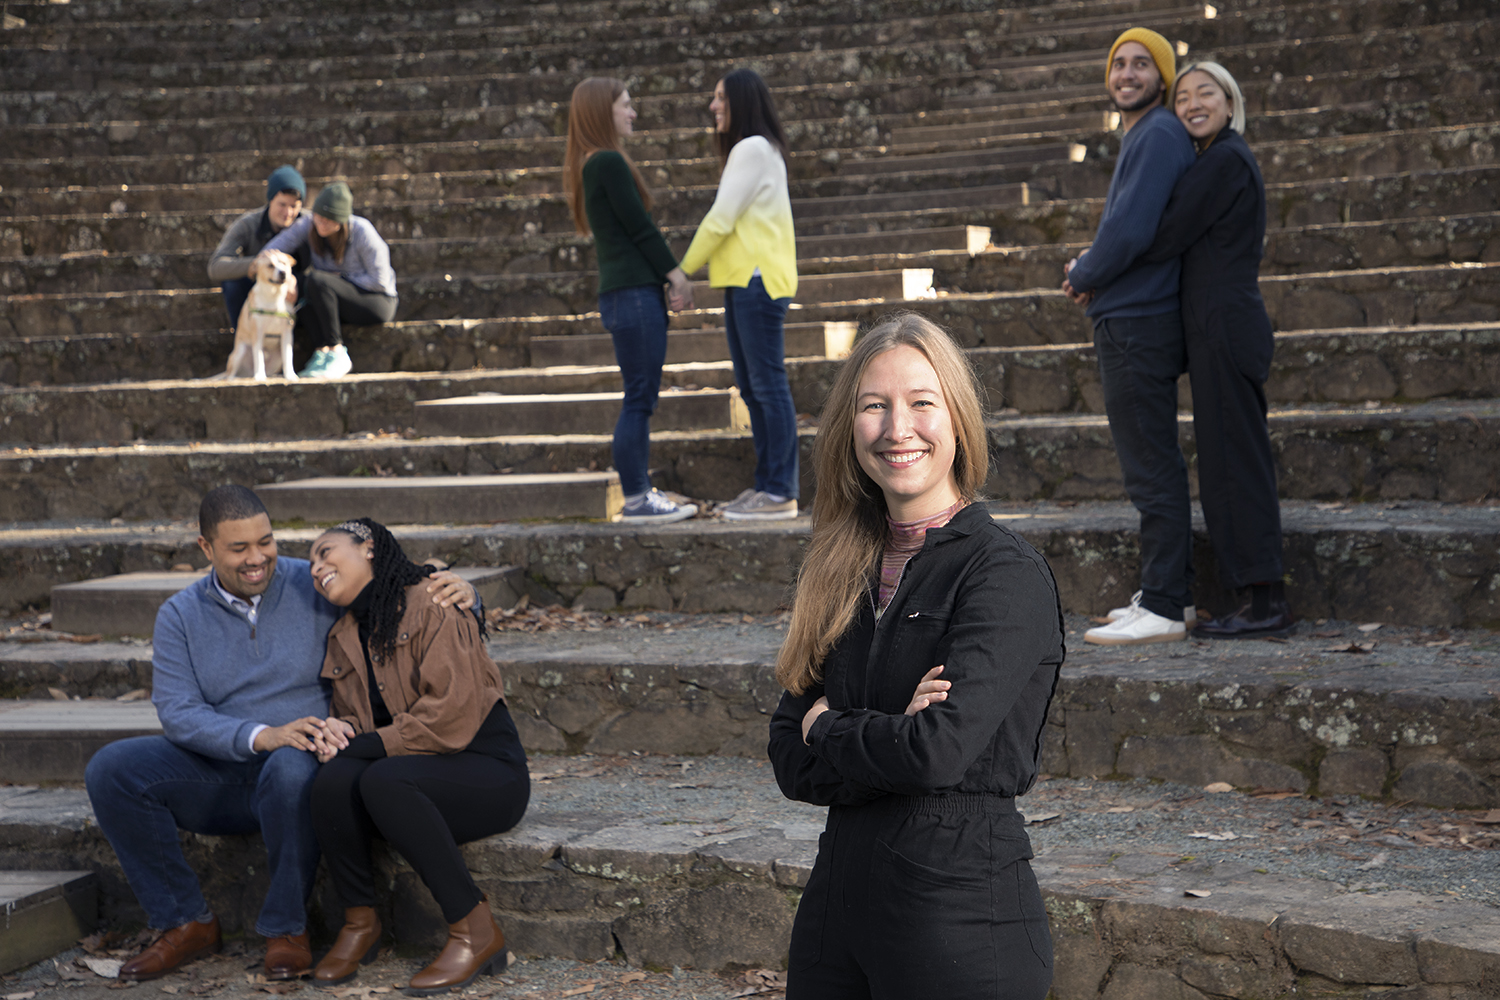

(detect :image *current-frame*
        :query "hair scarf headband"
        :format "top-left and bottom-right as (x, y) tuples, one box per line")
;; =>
(332, 520), (372, 542)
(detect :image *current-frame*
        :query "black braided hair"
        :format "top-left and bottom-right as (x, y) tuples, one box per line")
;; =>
(326, 517), (434, 661)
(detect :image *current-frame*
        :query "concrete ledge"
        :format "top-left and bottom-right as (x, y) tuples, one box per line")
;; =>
(0, 870), (97, 975)
(3, 785), (1498, 990)
(257, 472), (624, 525)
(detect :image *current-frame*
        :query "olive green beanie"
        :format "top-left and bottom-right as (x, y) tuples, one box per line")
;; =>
(312, 182), (353, 224)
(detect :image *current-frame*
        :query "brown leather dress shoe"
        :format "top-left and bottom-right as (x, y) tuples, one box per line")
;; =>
(264, 932), (313, 980)
(119, 916), (222, 982)
(404, 899), (508, 996)
(314, 907), (383, 985)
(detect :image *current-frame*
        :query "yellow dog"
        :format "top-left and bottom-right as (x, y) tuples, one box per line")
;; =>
(212, 250), (299, 381)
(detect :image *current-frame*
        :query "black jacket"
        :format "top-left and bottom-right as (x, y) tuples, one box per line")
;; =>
(768, 503), (1064, 806)
(1140, 128), (1273, 370)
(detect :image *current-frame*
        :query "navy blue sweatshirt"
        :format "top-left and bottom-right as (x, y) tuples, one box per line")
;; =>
(1067, 105), (1196, 320)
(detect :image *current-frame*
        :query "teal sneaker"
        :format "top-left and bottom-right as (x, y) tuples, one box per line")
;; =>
(298, 345), (352, 379)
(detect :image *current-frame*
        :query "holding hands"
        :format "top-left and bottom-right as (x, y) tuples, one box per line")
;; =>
(665, 267), (695, 312)
(311, 717), (357, 763)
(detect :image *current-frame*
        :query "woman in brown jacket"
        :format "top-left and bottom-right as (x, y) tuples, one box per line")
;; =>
(306, 518), (529, 995)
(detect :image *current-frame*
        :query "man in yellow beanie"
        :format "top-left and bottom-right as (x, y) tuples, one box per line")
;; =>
(1061, 28), (1198, 646)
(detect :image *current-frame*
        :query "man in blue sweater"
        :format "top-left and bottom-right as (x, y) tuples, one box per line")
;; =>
(1061, 28), (1198, 646)
(86, 486), (478, 982)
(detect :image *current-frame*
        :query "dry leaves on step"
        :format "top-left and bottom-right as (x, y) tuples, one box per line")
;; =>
(1203, 782), (1234, 793)
(53, 961), (93, 981)
(617, 972), (647, 984)
(325, 988), (391, 998)
(1357, 623), (1383, 632)
(1189, 830), (1241, 841)
(1326, 642), (1376, 653)
(80, 957), (123, 978)
(1022, 810), (1061, 824)
(733, 968), (789, 996)
(1184, 889), (1212, 898)
(4, 991), (38, 1000)
(559, 983), (599, 997)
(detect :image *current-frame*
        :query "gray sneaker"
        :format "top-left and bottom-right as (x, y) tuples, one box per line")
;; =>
(721, 490), (798, 521)
(619, 489), (698, 524)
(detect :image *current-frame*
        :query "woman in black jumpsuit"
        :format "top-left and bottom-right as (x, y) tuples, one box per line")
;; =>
(1138, 60), (1294, 637)
(768, 314), (1063, 1000)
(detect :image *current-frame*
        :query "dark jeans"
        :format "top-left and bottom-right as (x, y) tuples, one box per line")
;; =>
(787, 794), (1051, 1000)
(1185, 315), (1284, 588)
(1094, 311), (1194, 620)
(599, 284), (669, 497)
(302, 269), (397, 349)
(221, 277), (255, 329)
(724, 276), (798, 498)
(310, 713), (530, 924)
(84, 736), (321, 937)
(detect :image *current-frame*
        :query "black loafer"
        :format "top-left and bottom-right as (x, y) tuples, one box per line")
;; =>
(1192, 600), (1296, 639)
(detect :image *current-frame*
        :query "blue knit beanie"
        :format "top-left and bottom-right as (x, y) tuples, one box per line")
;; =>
(266, 165), (306, 202)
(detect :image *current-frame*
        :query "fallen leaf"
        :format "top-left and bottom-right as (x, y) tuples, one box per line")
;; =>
(1325, 642), (1376, 653)
(59, 632), (103, 644)
(1106, 806), (1135, 813)
(1022, 810), (1061, 824)
(1184, 889), (1212, 898)
(1312, 630), (1344, 638)
(48, 687), (70, 701)
(254, 983), (299, 995)
(116, 688), (150, 702)
(54, 962), (92, 981)
(81, 957), (123, 978)
(4, 991), (38, 1000)
(1188, 830), (1239, 841)
(617, 972), (647, 984)
(1203, 782), (1234, 793)
(560, 985), (598, 997)
(1355, 851), (1389, 870)
(1472, 810), (1500, 825)
(1357, 622), (1384, 632)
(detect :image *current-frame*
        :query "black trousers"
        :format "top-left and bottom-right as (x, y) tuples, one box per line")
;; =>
(1094, 310), (1284, 618)
(301, 269), (397, 349)
(311, 720), (529, 923)
(1185, 311), (1284, 589)
(787, 794), (1052, 1000)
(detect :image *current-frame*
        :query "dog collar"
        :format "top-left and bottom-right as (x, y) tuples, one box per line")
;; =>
(248, 308), (294, 319)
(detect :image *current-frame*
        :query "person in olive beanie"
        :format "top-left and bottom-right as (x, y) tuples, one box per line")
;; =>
(208, 164), (309, 328)
(260, 182), (398, 379)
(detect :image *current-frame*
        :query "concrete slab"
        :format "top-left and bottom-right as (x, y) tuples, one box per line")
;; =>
(413, 389), (734, 437)
(0, 870), (98, 975)
(0, 701), (160, 784)
(49, 565), (522, 638)
(257, 472), (623, 525)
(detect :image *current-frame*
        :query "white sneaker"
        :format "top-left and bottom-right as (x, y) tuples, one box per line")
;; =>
(1084, 605), (1187, 645)
(1107, 590), (1196, 626)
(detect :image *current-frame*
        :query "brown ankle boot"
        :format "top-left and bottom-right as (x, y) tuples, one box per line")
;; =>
(404, 899), (508, 996)
(314, 907), (382, 986)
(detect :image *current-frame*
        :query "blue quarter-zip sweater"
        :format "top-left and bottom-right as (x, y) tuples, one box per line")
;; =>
(1067, 105), (1196, 320)
(151, 556), (340, 762)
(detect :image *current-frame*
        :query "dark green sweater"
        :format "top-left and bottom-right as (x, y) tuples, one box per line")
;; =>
(582, 150), (678, 294)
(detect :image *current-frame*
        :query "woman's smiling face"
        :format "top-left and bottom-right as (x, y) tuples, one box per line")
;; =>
(309, 530), (375, 606)
(853, 345), (962, 520)
(1175, 69), (1232, 143)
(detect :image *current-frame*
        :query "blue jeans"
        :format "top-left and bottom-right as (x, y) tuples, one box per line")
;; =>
(1094, 311), (1194, 621)
(221, 278), (255, 328)
(599, 284), (669, 497)
(724, 277), (798, 498)
(85, 736), (321, 937)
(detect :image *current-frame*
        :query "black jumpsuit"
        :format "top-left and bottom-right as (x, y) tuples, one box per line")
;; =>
(768, 504), (1064, 1000)
(1139, 127), (1285, 590)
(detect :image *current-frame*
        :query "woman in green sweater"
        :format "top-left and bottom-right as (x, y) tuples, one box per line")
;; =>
(565, 77), (697, 524)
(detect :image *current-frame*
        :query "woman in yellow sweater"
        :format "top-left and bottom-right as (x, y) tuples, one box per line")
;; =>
(677, 68), (800, 520)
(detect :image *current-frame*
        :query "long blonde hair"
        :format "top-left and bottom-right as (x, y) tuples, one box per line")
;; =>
(564, 77), (654, 235)
(776, 313), (989, 695)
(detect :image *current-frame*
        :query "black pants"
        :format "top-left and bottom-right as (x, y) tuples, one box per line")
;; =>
(1185, 312), (1284, 589)
(1095, 311), (1195, 620)
(1095, 311), (1284, 618)
(301, 269), (397, 349)
(787, 794), (1052, 1000)
(311, 718), (529, 923)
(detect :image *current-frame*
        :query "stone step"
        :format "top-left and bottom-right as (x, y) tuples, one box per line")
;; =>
(4, 323), (1495, 448)
(0, 870), (98, 975)
(21, 202), (1496, 306)
(6, 770), (1500, 985)
(413, 387), (740, 438)
(258, 472), (625, 524)
(6, 123), (1494, 262)
(50, 564), (524, 638)
(1, 487), (1496, 625)
(6, 255), (1495, 342)
(8, 613), (1497, 809)
(0, 699), (161, 783)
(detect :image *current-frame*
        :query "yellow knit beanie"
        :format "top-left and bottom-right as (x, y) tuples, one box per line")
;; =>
(1106, 28), (1176, 94)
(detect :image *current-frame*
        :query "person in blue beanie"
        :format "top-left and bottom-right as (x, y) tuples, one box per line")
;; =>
(1059, 28), (1198, 647)
(208, 165), (309, 329)
(85, 486), (479, 985)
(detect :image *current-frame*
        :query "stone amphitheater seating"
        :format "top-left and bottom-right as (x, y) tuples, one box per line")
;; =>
(1, 0), (1498, 988)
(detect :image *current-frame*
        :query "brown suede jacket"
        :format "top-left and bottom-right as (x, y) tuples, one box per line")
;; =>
(322, 584), (504, 756)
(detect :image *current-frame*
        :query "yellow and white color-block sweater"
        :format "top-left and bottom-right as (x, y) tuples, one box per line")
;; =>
(679, 135), (798, 300)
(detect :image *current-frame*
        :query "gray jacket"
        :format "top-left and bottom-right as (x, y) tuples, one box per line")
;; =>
(263, 214), (397, 298)
(207, 206), (304, 283)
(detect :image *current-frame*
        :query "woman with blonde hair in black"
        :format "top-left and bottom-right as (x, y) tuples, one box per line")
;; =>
(768, 313), (1062, 999)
